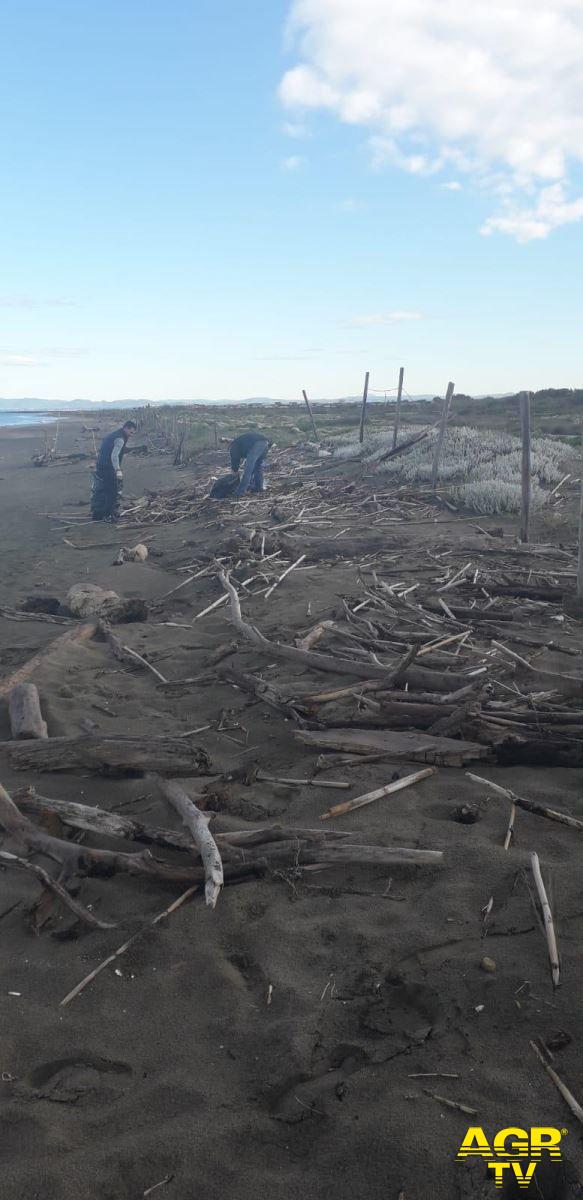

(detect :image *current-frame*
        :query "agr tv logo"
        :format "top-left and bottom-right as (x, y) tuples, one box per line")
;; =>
(457, 1125), (566, 1188)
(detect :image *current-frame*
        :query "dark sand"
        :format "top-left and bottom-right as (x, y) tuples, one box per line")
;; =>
(0, 419), (582, 1199)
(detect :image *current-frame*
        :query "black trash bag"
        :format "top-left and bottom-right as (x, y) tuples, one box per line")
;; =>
(209, 473), (240, 499)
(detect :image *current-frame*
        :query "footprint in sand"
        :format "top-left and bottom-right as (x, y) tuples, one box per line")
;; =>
(14, 1054), (133, 1107)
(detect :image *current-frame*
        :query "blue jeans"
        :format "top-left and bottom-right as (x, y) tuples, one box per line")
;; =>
(236, 439), (268, 497)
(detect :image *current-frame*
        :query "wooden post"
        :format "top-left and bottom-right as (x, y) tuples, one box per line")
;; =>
(302, 390), (319, 441)
(431, 381), (455, 492)
(520, 390), (532, 543)
(358, 371), (370, 444)
(577, 430), (583, 598)
(392, 366), (405, 450)
(213, 420), (218, 449)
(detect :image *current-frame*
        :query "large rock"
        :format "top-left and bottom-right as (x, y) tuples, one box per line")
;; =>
(66, 584), (121, 619)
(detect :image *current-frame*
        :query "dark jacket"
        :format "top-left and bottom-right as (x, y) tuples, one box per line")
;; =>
(230, 432), (267, 471)
(97, 428), (129, 473)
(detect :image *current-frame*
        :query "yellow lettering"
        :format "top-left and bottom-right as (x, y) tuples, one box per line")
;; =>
(487, 1162), (511, 1188)
(530, 1127), (562, 1159)
(457, 1127), (492, 1159)
(512, 1162), (537, 1187)
(494, 1128), (529, 1158)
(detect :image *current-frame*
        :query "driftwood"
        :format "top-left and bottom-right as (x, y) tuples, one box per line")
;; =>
(98, 621), (168, 683)
(8, 684), (48, 740)
(218, 568), (473, 692)
(467, 773), (583, 832)
(0, 621), (96, 698)
(321, 766), (436, 820)
(1, 735), (212, 777)
(156, 777), (223, 908)
(296, 728), (490, 767)
(0, 848), (115, 929)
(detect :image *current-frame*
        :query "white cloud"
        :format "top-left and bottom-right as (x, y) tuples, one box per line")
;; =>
(0, 353), (38, 366)
(282, 120), (309, 139)
(281, 154), (306, 171)
(441, 181), (462, 192)
(348, 311), (423, 327)
(279, 0), (583, 239)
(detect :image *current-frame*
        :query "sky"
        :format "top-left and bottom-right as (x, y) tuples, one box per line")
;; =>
(0, 0), (582, 403)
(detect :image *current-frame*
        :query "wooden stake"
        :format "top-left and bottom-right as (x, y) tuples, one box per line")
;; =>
(531, 851), (560, 988)
(320, 766), (436, 821)
(577, 429), (583, 598)
(358, 371), (370, 444)
(431, 381), (454, 492)
(302, 390), (319, 441)
(520, 390), (532, 544)
(392, 366), (405, 450)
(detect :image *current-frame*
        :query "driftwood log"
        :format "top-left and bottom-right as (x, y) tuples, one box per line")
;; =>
(156, 777), (223, 908)
(8, 684), (48, 740)
(296, 727), (490, 767)
(0, 735), (212, 776)
(0, 621), (96, 698)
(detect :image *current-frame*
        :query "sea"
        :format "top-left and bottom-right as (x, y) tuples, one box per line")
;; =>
(0, 411), (57, 427)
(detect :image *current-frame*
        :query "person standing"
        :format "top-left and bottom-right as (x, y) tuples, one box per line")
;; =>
(91, 419), (137, 520)
(229, 430), (269, 497)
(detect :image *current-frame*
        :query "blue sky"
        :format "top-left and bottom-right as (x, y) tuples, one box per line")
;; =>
(0, 0), (581, 402)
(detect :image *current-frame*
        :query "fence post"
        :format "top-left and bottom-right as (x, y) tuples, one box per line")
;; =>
(520, 391), (532, 544)
(358, 371), (370, 444)
(302, 390), (319, 441)
(431, 381), (455, 492)
(392, 366), (405, 450)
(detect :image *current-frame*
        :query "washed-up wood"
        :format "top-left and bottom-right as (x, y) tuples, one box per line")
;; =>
(531, 851), (560, 988)
(296, 728), (490, 767)
(8, 684), (48, 740)
(1, 735), (212, 776)
(0, 620), (96, 698)
(156, 777), (223, 908)
(321, 766), (436, 820)
(467, 773), (583, 832)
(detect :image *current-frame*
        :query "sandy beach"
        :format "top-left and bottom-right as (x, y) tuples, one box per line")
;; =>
(1, 418), (583, 1200)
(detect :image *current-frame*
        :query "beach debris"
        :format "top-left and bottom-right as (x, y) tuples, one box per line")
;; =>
(296, 728), (489, 768)
(530, 1040), (583, 1125)
(156, 777), (224, 909)
(453, 803), (480, 824)
(0, 621), (96, 699)
(1, 734), (211, 777)
(530, 851), (560, 989)
(66, 583), (121, 619)
(320, 766), (436, 821)
(8, 684), (48, 740)
(113, 542), (149, 565)
(422, 1089), (478, 1116)
(480, 956), (496, 974)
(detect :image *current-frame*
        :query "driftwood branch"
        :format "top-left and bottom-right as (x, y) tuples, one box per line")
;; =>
(0, 849), (115, 929)
(530, 851), (560, 989)
(156, 777), (224, 908)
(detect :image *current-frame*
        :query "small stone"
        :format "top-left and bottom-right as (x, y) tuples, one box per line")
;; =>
(58, 685), (74, 698)
(481, 956), (496, 974)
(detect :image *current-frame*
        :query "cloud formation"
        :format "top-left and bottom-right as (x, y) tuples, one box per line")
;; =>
(281, 154), (306, 171)
(279, 0), (583, 240)
(347, 311), (422, 327)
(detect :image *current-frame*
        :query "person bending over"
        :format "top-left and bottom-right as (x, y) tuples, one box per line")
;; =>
(229, 431), (269, 498)
(91, 419), (137, 521)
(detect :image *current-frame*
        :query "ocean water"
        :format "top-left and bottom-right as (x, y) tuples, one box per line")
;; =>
(0, 411), (57, 427)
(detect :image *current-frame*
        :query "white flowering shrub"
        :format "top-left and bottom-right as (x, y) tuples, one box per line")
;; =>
(333, 425), (568, 513)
